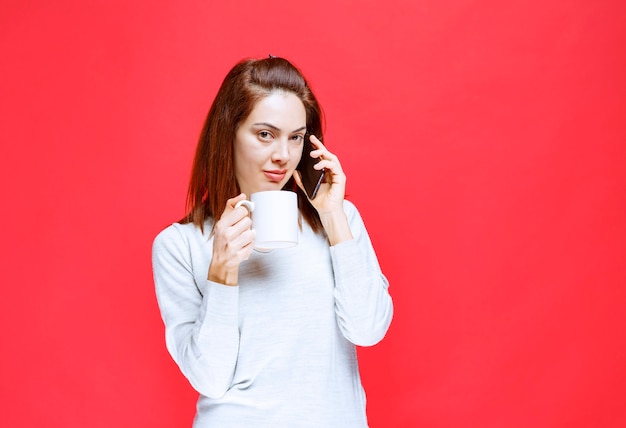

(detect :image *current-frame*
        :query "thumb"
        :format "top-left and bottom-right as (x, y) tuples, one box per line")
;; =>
(223, 193), (248, 214)
(293, 171), (310, 201)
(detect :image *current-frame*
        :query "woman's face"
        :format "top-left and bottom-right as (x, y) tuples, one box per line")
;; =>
(234, 91), (306, 196)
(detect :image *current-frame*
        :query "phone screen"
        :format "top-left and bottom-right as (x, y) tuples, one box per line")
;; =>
(297, 137), (325, 199)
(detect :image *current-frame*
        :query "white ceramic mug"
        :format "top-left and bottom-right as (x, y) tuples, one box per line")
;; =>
(235, 191), (298, 250)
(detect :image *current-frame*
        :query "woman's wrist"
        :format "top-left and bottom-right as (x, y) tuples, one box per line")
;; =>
(319, 209), (353, 246)
(208, 262), (239, 286)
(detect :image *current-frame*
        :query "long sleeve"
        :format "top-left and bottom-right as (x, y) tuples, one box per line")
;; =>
(152, 224), (240, 398)
(152, 206), (391, 426)
(330, 201), (394, 346)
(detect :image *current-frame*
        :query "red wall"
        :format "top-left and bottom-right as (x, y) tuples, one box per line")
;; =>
(1, 1), (625, 427)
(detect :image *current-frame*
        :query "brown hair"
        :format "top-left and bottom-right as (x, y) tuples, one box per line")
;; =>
(182, 56), (325, 234)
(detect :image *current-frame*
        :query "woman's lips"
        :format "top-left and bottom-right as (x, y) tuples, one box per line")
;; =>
(263, 170), (287, 182)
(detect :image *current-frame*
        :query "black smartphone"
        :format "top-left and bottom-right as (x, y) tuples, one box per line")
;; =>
(297, 136), (325, 199)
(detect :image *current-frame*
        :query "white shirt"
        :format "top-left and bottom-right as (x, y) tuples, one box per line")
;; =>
(152, 200), (393, 427)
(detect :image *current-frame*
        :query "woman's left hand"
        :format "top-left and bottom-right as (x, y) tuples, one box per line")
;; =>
(295, 135), (353, 245)
(295, 135), (346, 215)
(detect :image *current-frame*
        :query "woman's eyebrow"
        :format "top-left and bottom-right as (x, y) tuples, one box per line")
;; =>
(253, 122), (280, 131)
(253, 123), (306, 133)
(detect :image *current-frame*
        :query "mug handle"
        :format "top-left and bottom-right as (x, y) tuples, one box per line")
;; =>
(235, 200), (254, 214)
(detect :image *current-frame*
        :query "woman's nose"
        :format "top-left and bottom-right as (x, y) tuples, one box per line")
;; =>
(271, 139), (290, 163)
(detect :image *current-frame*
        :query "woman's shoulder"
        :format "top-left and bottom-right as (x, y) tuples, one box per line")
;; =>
(342, 199), (362, 222)
(342, 198), (358, 213)
(341, 199), (373, 238)
(153, 220), (213, 249)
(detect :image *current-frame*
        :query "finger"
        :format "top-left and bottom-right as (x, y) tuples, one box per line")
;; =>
(232, 204), (253, 222)
(309, 136), (339, 162)
(309, 134), (325, 149)
(219, 193), (250, 225)
(239, 235), (256, 261)
(308, 135), (328, 157)
(239, 228), (256, 248)
(227, 227), (255, 251)
(223, 193), (248, 215)
(214, 205), (252, 240)
(292, 170), (312, 201)
(293, 169), (304, 190)
(216, 208), (249, 234)
(313, 158), (344, 178)
(222, 212), (252, 238)
(231, 231), (256, 263)
(230, 215), (253, 237)
(214, 220), (254, 258)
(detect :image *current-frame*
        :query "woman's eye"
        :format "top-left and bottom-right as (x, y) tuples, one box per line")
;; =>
(291, 134), (304, 143)
(258, 131), (273, 141)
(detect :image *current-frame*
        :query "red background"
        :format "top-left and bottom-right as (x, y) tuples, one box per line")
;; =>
(1, 1), (625, 427)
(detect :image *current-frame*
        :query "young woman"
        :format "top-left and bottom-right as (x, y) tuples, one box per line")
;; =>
(152, 56), (393, 427)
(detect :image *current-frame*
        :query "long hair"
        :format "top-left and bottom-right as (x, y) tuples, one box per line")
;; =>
(182, 57), (325, 234)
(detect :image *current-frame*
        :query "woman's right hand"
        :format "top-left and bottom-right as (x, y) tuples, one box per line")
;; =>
(207, 193), (255, 286)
